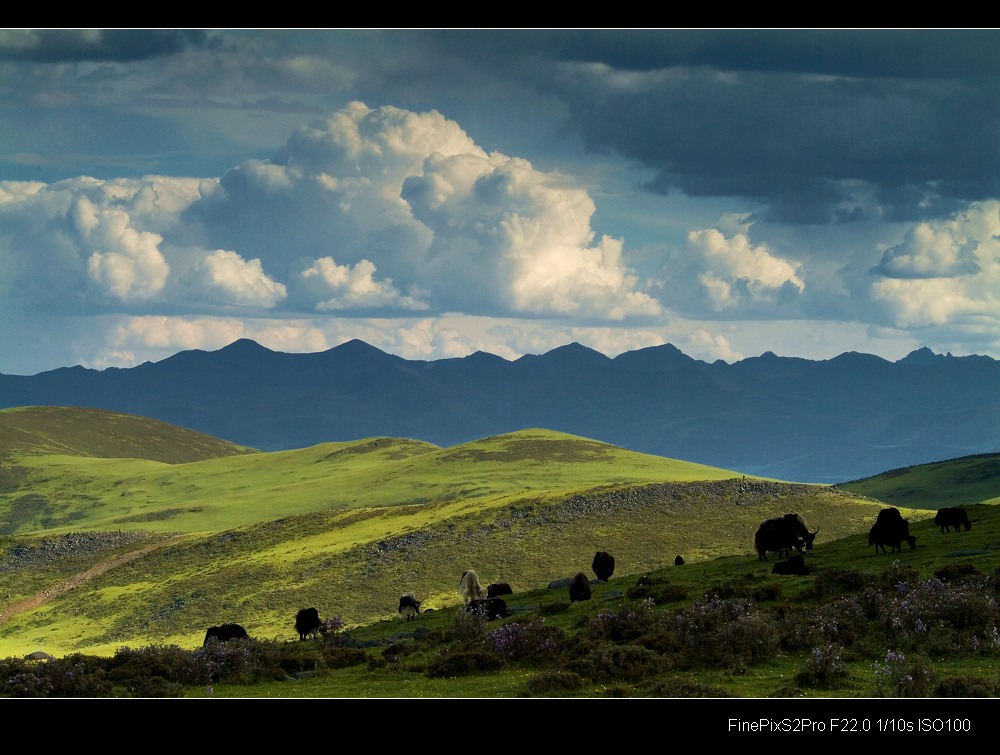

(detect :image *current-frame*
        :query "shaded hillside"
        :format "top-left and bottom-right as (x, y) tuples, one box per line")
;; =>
(837, 452), (1000, 509)
(0, 406), (258, 464)
(3, 340), (1000, 482)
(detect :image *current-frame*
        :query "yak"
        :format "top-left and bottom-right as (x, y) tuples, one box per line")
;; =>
(204, 623), (248, 646)
(869, 507), (917, 554)
(398, 593), (421, 622)
(569, 572), (592, 602)
(467, 597), (509, 621)
(487, 582), (513, 598)
(459, 570), (488, 603)
(754, 513), (818, 562)
(295, 607), (324, 640)
(935, 507), (972, 533)
(772, 554), (809, 576)
(592, 551), (615, 581)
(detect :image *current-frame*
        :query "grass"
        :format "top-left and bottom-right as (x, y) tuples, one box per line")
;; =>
(837, 453), (1000, 509)
(0, 406), (997, 700)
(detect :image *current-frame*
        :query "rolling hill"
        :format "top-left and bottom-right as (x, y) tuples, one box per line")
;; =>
(837, 453), (1000, 509)
(0, 407), (905, 658)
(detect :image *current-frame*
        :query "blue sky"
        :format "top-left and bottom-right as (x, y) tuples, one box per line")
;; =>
(2, 29), (1000, 375)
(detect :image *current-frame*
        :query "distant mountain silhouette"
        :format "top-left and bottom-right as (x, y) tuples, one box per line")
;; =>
(2, 340), (998, 483)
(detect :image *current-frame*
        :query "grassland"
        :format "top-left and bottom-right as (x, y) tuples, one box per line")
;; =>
(0, 406), (996, 701)
(838, 453), (1000, 508)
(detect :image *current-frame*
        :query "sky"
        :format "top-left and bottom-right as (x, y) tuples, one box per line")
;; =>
(3, 28), (1000, 375)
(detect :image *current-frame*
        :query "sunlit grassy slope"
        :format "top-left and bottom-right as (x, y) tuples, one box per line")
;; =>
(1, 418), (746, 535)
(837, 453), (1000, 509)
(0, 406), (964, 660)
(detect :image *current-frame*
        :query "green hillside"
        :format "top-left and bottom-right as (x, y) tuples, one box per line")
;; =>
(837, 453), (1000, 509)
(0, 408), (989, 669)
(0, 426), (746, 536)
(0, 406), (258, 463)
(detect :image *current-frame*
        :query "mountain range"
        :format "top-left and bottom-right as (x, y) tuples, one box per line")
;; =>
(2, 339), (998, 483)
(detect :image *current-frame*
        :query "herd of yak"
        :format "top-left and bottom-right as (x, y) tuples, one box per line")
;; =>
(203, 505), (974, 646)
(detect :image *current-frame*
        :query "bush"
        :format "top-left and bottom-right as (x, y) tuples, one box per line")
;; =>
(808, 569), (865, 600)
(0, 654), (114, 697)
(425, 646), (504, 678)
(671, 595), (780, 671)
(858, 576), (1000, 657)
(644, 679), (735, 697)
(448, 605), (487, 644)
(872, 650), (935, 698)
(584, 597), (660, 643)
(795, 643), (850, 689)
(778, 596), (868, 652)
(933, 674), (997, 697)
(485, 618), (564, 665)
(564, 644), (663, 683)
(523, 670), (586, 696)
(626, 577), (687, 604)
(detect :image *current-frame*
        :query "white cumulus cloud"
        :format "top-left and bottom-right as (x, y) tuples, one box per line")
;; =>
(872, 201), (1000, 328)
(184, 250), (287, 308)
(194, 101), (661, 320)
(687, 227), (804, 310)
(294, 256), (428, 311)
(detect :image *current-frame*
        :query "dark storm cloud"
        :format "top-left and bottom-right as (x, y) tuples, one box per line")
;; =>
(0, 29), (211, 62)
(423, 30), (1000, 224)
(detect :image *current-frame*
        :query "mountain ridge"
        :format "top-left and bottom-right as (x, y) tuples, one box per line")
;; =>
(1, 340), (998, 483)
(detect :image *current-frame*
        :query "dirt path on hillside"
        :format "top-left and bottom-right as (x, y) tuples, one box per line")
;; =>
(0, 537), (184, 624)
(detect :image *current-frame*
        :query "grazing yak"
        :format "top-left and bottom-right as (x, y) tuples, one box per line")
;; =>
(935, 507), (972, 533)
(487, 582), (513, 598)
(398, 593), (421, 622)
(674, 555), (685, 566)
(869, 507), (917, 554)
(772, 554), (810, 576)
(592, 551), (615, 581)
(295, 607), (324, 640)
(467, 597), (509, 621)
(204, 623), (249, 645)
(754, 513), (818, 562)
(569, 572), (592, 602)
(459, 570), (488, 603)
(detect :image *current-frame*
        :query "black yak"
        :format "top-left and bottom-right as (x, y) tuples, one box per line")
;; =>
(592, 551), (615, 581)
(204, 623), (249, 645)
(295, 607), (323, 640)
(569, 572), (592, 602)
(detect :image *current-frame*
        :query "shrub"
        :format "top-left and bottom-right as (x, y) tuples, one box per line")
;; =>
(934, 564), (981, 583)
(564, 643), (663, 683)
(933, 674), (997, 697)
(321, 647), (370, 670)
(538, 601), (570, 616)
(671, 595), (780, 671)
(872, 650), (935, 698)
(644, 679), (735, 697)
(794, 643), (850, 689)
(424, 646), (504, 678)
(448, 605), (487, 644)
(626, 577), (687, 604)
(858, 576), (1000, 657)
(808, 569), (865, 599)
(584, 597), (660, 643)
(523, 669), (586, 696)
(779, 596), (868, 652)
(485, 618), (564, 664)
(0, 654), (114, 697)
(119, 675), (186, 698)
